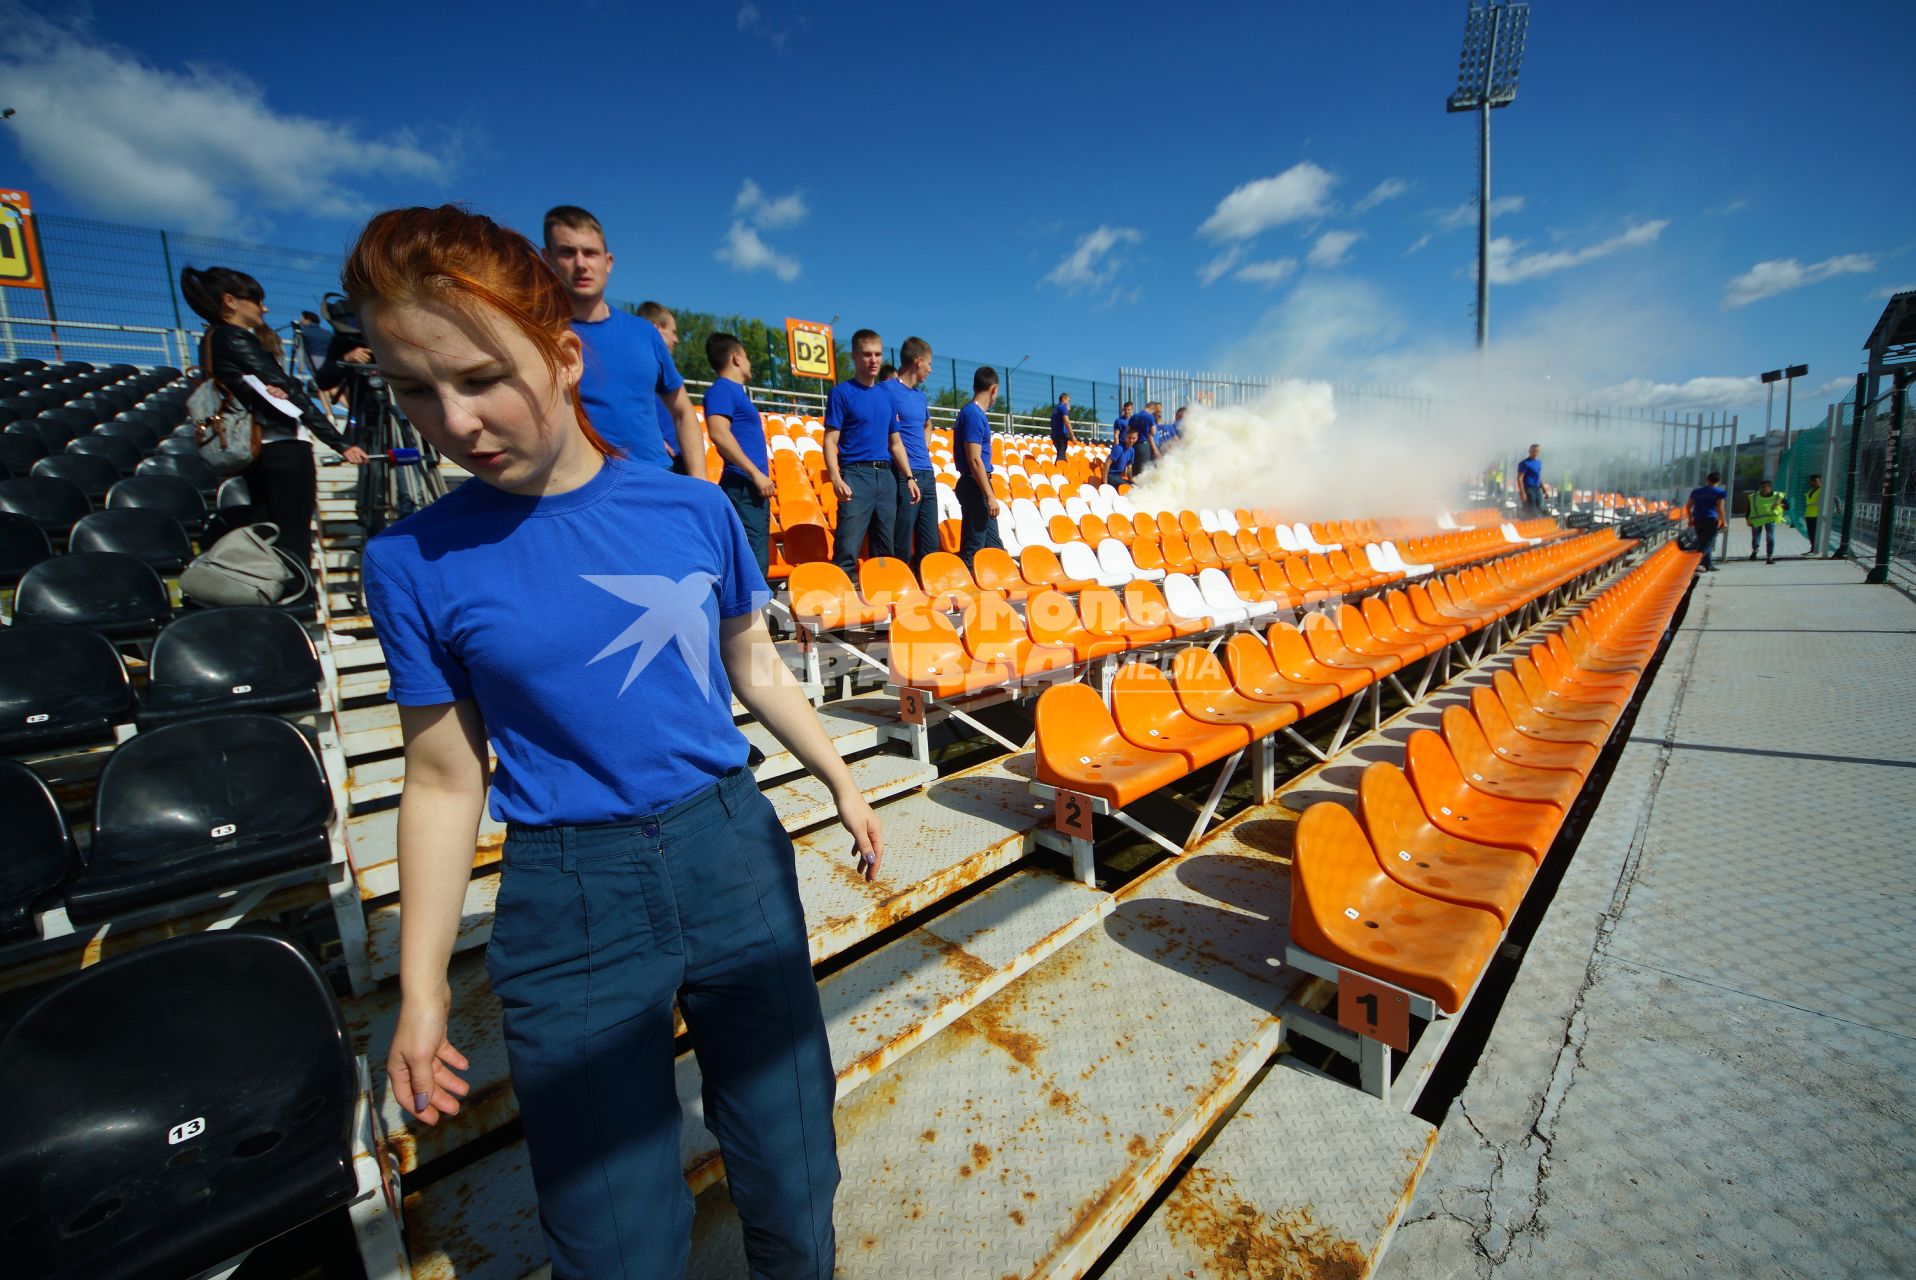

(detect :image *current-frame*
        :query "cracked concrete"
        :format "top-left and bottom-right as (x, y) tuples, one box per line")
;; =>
(1380, 537), (1916, 1279)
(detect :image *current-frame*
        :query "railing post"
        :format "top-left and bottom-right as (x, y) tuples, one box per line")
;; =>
(1836, 373), (1867, 560)
(1864, 369), (1907, 584)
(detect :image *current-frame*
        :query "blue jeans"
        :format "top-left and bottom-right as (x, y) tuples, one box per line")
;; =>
(955, 474), (1004, 570)
(830, 463), (898, 574)
(1750, 523), (1774, 558)
(892, 467), (939, 573)
(720, 473), (771, 579)
(486, 769), (839, 1279)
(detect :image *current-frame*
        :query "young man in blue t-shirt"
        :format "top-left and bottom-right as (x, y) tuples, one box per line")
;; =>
(1688, 471), (1727, 571)
(1105, 432), (1135, 487)
(824, 328), (916, 574)
(1113, 400), (1134, 445)
(1128, 401), (1160, 474)
(640, 301), (699, 476)
(1049, 393), (1076, 462)
(702, 331), (773, 576)
(889, 335), (939, 573)
(1517, 443), (1544, 516)
(543, 205), (700, 470)
(954, 365), (1004, 569)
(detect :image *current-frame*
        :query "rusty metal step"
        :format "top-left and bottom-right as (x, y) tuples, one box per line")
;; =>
(352, 757), (1053, 1181)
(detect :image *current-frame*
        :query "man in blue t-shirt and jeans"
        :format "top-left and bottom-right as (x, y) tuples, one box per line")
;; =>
(1049, 393), (1076, 462)
(825, 328), (916, 574)
(544, 205), (701, 470)
(1688, 471), (1727, 571)
(702, 331), (773, 576)
(889, 335), (939, 573)
(1517, 443), (1545, 516)
(954, 365), (1003, 569)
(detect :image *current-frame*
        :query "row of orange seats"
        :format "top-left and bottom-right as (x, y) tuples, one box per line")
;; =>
(1289, 539), (1698, 1014)
(1027, 531), (1637, 787)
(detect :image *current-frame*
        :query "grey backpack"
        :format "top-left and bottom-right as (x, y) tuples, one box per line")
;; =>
(180, 523), (310, 607)
(189, 336), (263, 476)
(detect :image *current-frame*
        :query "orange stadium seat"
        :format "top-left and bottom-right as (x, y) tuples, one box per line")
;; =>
(1034, 682), (1187, 807)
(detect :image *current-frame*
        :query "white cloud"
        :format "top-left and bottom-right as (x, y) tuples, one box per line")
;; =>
(733, 178), (807, 229)
(0, 14), (454, 234)
(1044, 225), (1143, 296)
(715, 179), (806, 281)
(1704, 198), (1749, 216)
(715, 221), (801, 283)
(735, 2), (802, 49)
(1352, 178), (1411, 215)
(1306, 230), (1362, 269)
(1233, 258), (1299, 288)
(1407, 195), (1526, 253)
(1484, 220), (1669, 284)
(1197, 246), (1243, 287)
(1199, 162), (1337, 242)
(1869, 283), (1916, 300)
(1593, 372), (1857, 412)
(1722, 253), (1876, 308)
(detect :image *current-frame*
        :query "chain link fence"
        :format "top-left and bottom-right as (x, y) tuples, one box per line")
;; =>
(1786, 378), (1916, 584)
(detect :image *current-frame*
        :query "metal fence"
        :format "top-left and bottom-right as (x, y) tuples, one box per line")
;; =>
(1777, 378), (1916, 583)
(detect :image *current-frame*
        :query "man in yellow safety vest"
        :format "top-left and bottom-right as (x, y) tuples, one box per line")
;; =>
(1802, 474), (1822, 555)
(1747, 480), (1787, 564)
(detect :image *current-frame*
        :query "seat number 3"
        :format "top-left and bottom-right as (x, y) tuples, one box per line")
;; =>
(168, 1117), (206, 1145)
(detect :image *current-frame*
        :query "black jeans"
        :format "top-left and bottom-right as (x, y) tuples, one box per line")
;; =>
(244, 439), (317, 573)
(892, 468), (938, 573)
(955, 474), (1004, 570)
(719, 473), (771, 579)
(830, 464), (898, 574)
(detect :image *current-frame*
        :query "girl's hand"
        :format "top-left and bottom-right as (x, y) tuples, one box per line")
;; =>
(390, 980), (471, 1126)
(836, 788), (884, 881)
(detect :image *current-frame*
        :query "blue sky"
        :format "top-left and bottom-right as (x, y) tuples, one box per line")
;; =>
(4, 1), (1911, 418)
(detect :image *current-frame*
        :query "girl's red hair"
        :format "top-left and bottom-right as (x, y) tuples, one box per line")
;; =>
(341, 204), (618, 457)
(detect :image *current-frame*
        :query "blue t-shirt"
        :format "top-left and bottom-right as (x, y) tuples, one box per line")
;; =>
(954, 402), (994, 476)
(701, 378), (768, 481)
(1128, 410), (1158, 444)
(656, 395), (680, 459)
(1050, 404), (1071, 441)
(1688, 485), (1726, 522)
(570, 309), (680, 469)
(362, 456), (768, 825)
(1517, 457), (1543, 490)
(1163, 417), (1184, 441)
(1113, 415), (1131, 439)
(826, 379), (899, 464)
(1105, 443), (1133, 480)
(888, 379), (933, 472)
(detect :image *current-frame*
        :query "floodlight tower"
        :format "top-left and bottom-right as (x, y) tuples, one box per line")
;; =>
(1446, 1), (1530, 350)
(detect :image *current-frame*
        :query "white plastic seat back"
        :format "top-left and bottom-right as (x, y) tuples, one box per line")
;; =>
(1163, 573), (1229, 628)
(769, 435), (798, 454)
(1076, 484), (1100, 504)
(1111, 495), (1138, 518)
(1009, 497), (1042, 527)
(1099, 538), (1160, 583)
(1217, 509), (1242, 535)
(1199, 566), (1272, 619)
(1060, 539), (1123, 587)
(1382, 540), (1432, 576)
(1271, 524), (1302, 554)
(795, 438), (822, 456)
(1436, 511), (1459, 530)
(1198, 508), (1223, 534)
(996, 513), (1025, 556)
(1364, 543), (1392, 574)
(1085, 488), (1115, 518)
(1063, 496), (1092, 522)
(1037, 496), (1068, 523)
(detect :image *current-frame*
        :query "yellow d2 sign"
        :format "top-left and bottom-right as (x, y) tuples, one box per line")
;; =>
(786, 318), (835, 382)
(0, 189), (46, 290)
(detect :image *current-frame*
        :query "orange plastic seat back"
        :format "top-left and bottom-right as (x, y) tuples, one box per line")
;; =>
(1156, 512), (1182, 538)
(887, 604), (970, 686)
(1186, 533), (1224, 571)
(1235, 530), (1262, 561)
(1024, 589), (1087, 648)
(1020, 545), (1069, 588)
(1284, 558), (1319, 596)
(1257, 561), (1292, 599)
(860, 556), (926, 610)
(1049, 515), (1079, 544)
(973, 547), (1032, 594)
(1230, 563), (1266, 602)
(1131, 538), (1167, 575)
(788, 562), (866, 630)
(1106, 512), (1136, 542)
(1178, 510), (1204, 536)
(1167, 644), (1232, 700)
(1079, 515), (1109, 544)
(1307, 553), (1342, 585)
(1076, 585), (1132, 638)
(1160, 532), (1196, 571)
(960, 591), (1027, 663)
(920, 552), (980, 601)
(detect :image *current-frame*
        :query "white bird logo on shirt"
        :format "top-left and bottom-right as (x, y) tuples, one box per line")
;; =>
(581, 573), (718, 695)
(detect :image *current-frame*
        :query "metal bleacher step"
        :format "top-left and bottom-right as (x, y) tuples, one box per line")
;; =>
(1102, 1062), (1436, 1280)
(399, 824), (1304, 1279)
(358, 751), (1040, 982)
(351, 756), (1055, 1184)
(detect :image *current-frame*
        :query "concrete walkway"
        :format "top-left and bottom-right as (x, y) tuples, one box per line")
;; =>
(1380, 526), (1916, 1279)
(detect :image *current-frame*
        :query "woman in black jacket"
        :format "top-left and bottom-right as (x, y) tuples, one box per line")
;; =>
(180, 266), (367, 573)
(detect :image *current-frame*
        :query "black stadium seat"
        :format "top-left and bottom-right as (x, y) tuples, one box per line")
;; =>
(0, 475), (91, 540)
(66, 433), (143, 476)
(141, 608), (321, 728)
(65, 713), (334, 922)
(22, 415), (80, 450)
(70, 508), (194, 575)
(0, 931), (360, 1277)
(137, 452), (219, 499)
(31, 454), (120, 507)
(0, 758), (74, 941)
(0, 431), (48, 475)
(106, 473), (207, 533)
(95, 419), (160, 452)
(39, 406), (93, 436)
(12, 553), (171, 640)
(155, 435), (198, 458)
(0, 625), (134, 754)
(0, 510), (52, 584)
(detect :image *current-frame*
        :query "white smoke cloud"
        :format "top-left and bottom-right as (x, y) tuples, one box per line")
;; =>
(1199, 163), (1337, 242)
(1043, 225), (1143, 297)
(1307, 229), (1362, 269)
(1352, 178), (1412, 215)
